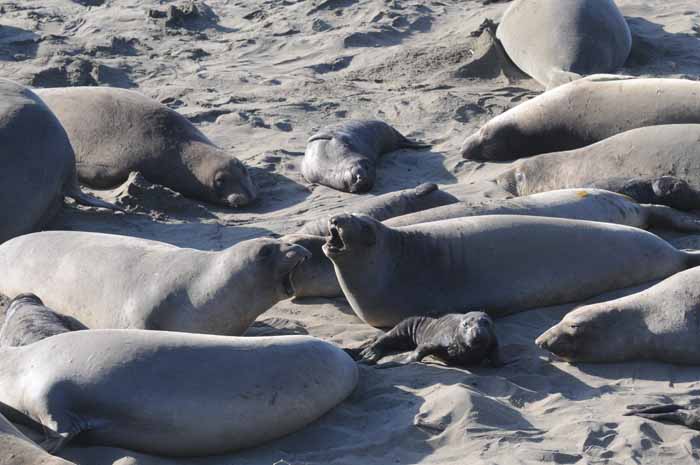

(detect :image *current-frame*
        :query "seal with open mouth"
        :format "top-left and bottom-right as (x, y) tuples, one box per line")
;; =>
(0, 232), (310, 335)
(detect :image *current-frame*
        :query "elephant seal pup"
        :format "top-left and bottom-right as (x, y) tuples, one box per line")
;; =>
(299, 183), (458, 236)
(462, 77), (700, 161)
(36, 87), (257, 208)
(0, 294), (86, 347)
(0, 406), (75, 465)
(0, 232), (311, 335)
(0, 330), (358, 456)
(0, 79), (118, 244)
(384, 188), (700, 232)
(624, 404), (700, 431)
(536, 266), (700, 364)
(497, 0), (631, 89)
(496, 125), (700, 210)
(323, 214), (700, 328)
(302, 120), (430, 193)
(353, 312), (501, 367)
(284, 234), (342, 298)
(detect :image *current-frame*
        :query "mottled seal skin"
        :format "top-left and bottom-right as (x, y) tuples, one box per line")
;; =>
(624, 404), (700, 431)
(323, 214), (700, 328)
(384, 188), (700, 232)
(299, 182), (458, 236)
(302, 120), (430, 193)
(0, 232), (310, 335)
(0, 330), (358, 456)
(0, 294), (86, 347)
(497, 0), (631, 89)
(462, 77), (700, 161)
(354, 312), (501, 367)
(36, 87), (257, 208)
(536, 266), (700, 364)
(496, 125), (700, 210)
(0, 79), (117, 245)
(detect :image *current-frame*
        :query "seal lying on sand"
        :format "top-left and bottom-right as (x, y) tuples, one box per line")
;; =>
(37, 87), (257, 208)
(496, 125), (700, 210)
(0, 294), (86, 347)
(624, 404), (700, 430)
(324, 214), (700, 328)
(536, 266), (700, 364)
(302, 120), (430, 193)
(299, 183), (458, 236)
(352, 312), (501, 367)
(384, 188), (700, 232)
(0, 79), (117, 245)
(0, 329), (358, 456)
(497, 0), (631, 89)
(0, 232), (310, 335)
(462, 77), (700, 161)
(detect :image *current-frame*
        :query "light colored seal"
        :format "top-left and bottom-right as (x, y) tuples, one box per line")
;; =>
(0, 79), (117, 245)
(461, 77), (700, 161)
(323, 214), (700, 328)
(497, 0), (631, 89)
(496, 124), (700, 210)
(299, 182), (458, 236)
(536, 265), (700, 364)
(384, 188), (700, 232)
(301, 119), (430, 193)
(36, 87), (257, 208)
(0, 232), (311, 335)
(0, 329), (358, 456)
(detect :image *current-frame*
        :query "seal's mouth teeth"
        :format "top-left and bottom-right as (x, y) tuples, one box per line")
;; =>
(325, 225), (346, 253)
(283, 271), (295, 296)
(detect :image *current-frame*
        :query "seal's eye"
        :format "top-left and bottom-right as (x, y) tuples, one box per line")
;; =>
(515, 171), (525, 183)
(214, 173), (228, 190)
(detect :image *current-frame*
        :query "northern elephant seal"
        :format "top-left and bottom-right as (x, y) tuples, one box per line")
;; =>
(36, 87), (257, 208)
(496, 125), (700, 210)
(323, 214), (700, 327)
(285, 234), (342, 298)
(0, 79), (117, 245)
(299, 182), (458, 236)
(536, 265), (700, 364)
(461, 77), (700, 161)
(384, 188), (700, 232)
(302, 120), (430, 193)
(497, 0), (631, 89)
(0, 330), (358, 456)
(353, 312), (500, 367)
(0, 232), (310, 335)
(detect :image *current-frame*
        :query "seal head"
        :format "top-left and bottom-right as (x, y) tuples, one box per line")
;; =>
(201, 155), (257, 207)
(322, 213), (378, 259)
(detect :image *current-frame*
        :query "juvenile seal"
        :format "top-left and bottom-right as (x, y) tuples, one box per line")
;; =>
(384, 188), (700, 232)
(299, 182), (458, 236)
(36, 87), (257, 208)
(353, 312), (501, 367)
(0, 79), (117, 244)
(324, 214), (700, 328)
(535, 266), (700, 364)
(497, 0), (631, 89)
(302, 119), (430, 193)
(496, 125), (700, 210)
(0, 294), (86, 347)
(462, 77), (700, 161)
(0, 330), (358, 456)
(0, 232), (310, 335)
(0, 406), (75, 465)
(624, 404), (700, 431)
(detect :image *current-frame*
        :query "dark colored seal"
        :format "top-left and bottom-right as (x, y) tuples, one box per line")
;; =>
(352, 312), (501, 367)
(624, 404), (700, 430)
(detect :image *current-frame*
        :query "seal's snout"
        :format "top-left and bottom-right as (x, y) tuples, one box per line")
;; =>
(348, 170), (372, 193)
(461, 133), (483, 160)
(281, 243), (311, 297)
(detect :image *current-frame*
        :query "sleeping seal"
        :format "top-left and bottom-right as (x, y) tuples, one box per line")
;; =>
(384, 188), (700, 232)
(353, 312), (501, 367)
(0, 232), (310, 335)
(496, 125), (700, 210)
(36, 87), (257, 208)
(462, 77), (700, 161)
(536, 265), (700, 364)
(324, 214), (700, 328)
(0, 79), (118, 245)
(302, 120), (430, 193)
(497, 0), (631, 89)
(0, 330), (358, 456)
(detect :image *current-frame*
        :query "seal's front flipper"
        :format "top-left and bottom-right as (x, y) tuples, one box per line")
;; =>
(40, 429), (79, 454)
(625, 404), (700, 430)
(644, 204), (700, 232)
(66, 188), (123, 212)
(624, 404), (685, 416)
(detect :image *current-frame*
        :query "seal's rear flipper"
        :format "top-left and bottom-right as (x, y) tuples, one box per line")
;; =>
(643, 204), (700, 232)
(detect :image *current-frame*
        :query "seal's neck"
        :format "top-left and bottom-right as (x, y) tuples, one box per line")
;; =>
(0, 347), (24, 398)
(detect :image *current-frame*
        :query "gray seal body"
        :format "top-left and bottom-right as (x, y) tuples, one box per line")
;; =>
(37, 87), (257, 208)
(301, 120), (430, 193)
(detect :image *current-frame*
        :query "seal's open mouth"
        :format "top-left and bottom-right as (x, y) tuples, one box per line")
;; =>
(283, 271), (295, 296)
(325, 225), (346, 254)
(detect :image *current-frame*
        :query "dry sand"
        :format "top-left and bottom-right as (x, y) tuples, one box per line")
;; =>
(1, 0), (700, 463)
